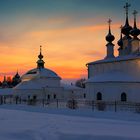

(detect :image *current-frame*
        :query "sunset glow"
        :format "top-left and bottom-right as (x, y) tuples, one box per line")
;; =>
(0, 0), (139, 82)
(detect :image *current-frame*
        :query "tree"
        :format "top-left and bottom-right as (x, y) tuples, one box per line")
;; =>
(75, 78), (86, 88)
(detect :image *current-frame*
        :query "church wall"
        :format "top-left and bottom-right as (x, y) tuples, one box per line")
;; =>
(35, 78), (61, 87)
(88, 58), (140, 79)
(86, 82), (140, 102)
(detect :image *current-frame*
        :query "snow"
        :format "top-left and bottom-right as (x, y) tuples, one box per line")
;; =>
(21, 68), (61, 81)
(0, 105), (140, 140)
(86, 70), (139, 83)
(87, 54), (140, 65)
(61, 83), (83, 90)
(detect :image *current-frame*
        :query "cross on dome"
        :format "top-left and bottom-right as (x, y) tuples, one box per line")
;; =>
(133, 10), (138, 17)
(37, 45), (45, 69)
(133, 10), (138, 28)
(122, 2), (132, 36)
(38, 45), (43, 60)
(107, 18), (112, 25)
(130, 10), (140, 37)
(105, 18), (115, 43)
(107, 18), (112, 33)
(124, 2), (131, 16)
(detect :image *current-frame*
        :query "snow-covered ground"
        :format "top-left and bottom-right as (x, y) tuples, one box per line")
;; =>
(0, 105), (140, 140)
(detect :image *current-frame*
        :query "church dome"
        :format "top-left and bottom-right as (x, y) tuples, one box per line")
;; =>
(122, 2), (132, 36)
(21, 68), (61, 81)
(105, 19), (115, 43)
(130, 10), (140, 38)
(117, 28), (123, 49)
(14, 72), (20, 79)
(21, 46), (61, 81)
(121, 24), (132, 36)
(106, 33), (115, 43)
(130, 28), (140, 37)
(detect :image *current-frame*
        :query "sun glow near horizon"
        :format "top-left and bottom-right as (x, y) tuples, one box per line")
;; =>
(0, 0), (138, 82)
(0, 23), (121, 82)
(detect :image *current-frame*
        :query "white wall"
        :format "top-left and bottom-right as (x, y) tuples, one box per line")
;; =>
(86, 82), (140, 102)
(88, 58), (140, 80)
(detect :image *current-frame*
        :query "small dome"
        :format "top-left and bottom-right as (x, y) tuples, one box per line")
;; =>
(122, 24), (132, 36)
(38, 53), (43, 60)
(14, 72), (20, 79)
(117, 39), (123, 48)
(106, 33), (115, 43)
(130, 10), (140, 38)
(105, 19), (115, 43)
(117, 29), (123, 48)
(130, 28), (140, 37)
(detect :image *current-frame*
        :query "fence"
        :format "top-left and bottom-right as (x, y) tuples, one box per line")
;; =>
(1, 97), (140, 113)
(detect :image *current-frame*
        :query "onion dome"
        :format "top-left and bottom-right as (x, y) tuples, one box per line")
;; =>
(118, 27), (123, 50)
(122, 2), (132, 36)
(130, 10), (140, 38)
(37, 46), (45, 69)
(105, 19), (115, 43)
(15, 71), (20, 79)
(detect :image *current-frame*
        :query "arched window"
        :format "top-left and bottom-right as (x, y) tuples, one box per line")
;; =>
(54, 94), (56, 99)
(33, 95), (37, 100)
(48, 94), (50, 100)
(97, 92), (102, 100)
(121, 92), (127, 102)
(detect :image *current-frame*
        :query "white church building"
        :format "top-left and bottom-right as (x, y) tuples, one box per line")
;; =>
(85, 3), (140, 102)
(13, 46), (84, 101)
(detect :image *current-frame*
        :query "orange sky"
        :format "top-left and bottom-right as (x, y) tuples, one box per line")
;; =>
(0, 0), (138, 83)
(0, 23), (121, 82)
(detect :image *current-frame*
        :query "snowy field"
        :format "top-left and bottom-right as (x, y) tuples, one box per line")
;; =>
(0, 105), (140, 140)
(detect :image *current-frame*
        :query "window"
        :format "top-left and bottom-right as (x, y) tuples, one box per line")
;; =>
(121, 92), (127, 102)
(33, 95), (37, 100)
(84, 93), (86, 98)
(28, 95), (30, 99)
(97, 92), (102, 100)
(54, 94), (56, 99)
(48, 94), (50, 100)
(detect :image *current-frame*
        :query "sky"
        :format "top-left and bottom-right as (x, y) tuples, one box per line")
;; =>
(0, 0), (139, 83)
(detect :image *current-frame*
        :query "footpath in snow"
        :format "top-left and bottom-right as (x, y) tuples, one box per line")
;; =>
(0, 104), (140, 140)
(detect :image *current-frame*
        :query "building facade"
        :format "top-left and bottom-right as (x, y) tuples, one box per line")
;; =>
(86, 3), (140, 102)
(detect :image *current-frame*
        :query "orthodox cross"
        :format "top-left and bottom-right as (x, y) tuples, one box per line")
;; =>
(124, 2), (131, 16)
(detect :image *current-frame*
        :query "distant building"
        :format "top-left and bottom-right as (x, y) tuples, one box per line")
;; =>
(12, 71), (21, 87)
(85, 3), (140, 102)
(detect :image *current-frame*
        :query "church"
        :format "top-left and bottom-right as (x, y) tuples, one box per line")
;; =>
(85, 3), (140, 102)
(13, 46), (84, 101)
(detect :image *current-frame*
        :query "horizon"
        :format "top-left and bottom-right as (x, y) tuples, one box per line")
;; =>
(0, 0), (139, 82)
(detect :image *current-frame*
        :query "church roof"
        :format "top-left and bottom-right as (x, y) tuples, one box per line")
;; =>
(87, 55), (140, 66)
(86, 70), (140, 83)
(15, 79), (53, 90)
(21, 68), (61, 81)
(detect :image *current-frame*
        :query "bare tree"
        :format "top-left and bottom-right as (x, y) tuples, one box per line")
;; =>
(75, 78), (86, 88)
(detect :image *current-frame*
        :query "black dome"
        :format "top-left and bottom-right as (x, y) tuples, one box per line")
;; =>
(106, 33), (115, 43)
(117, 38), (123, 47)
(122, 24), (132, 36)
